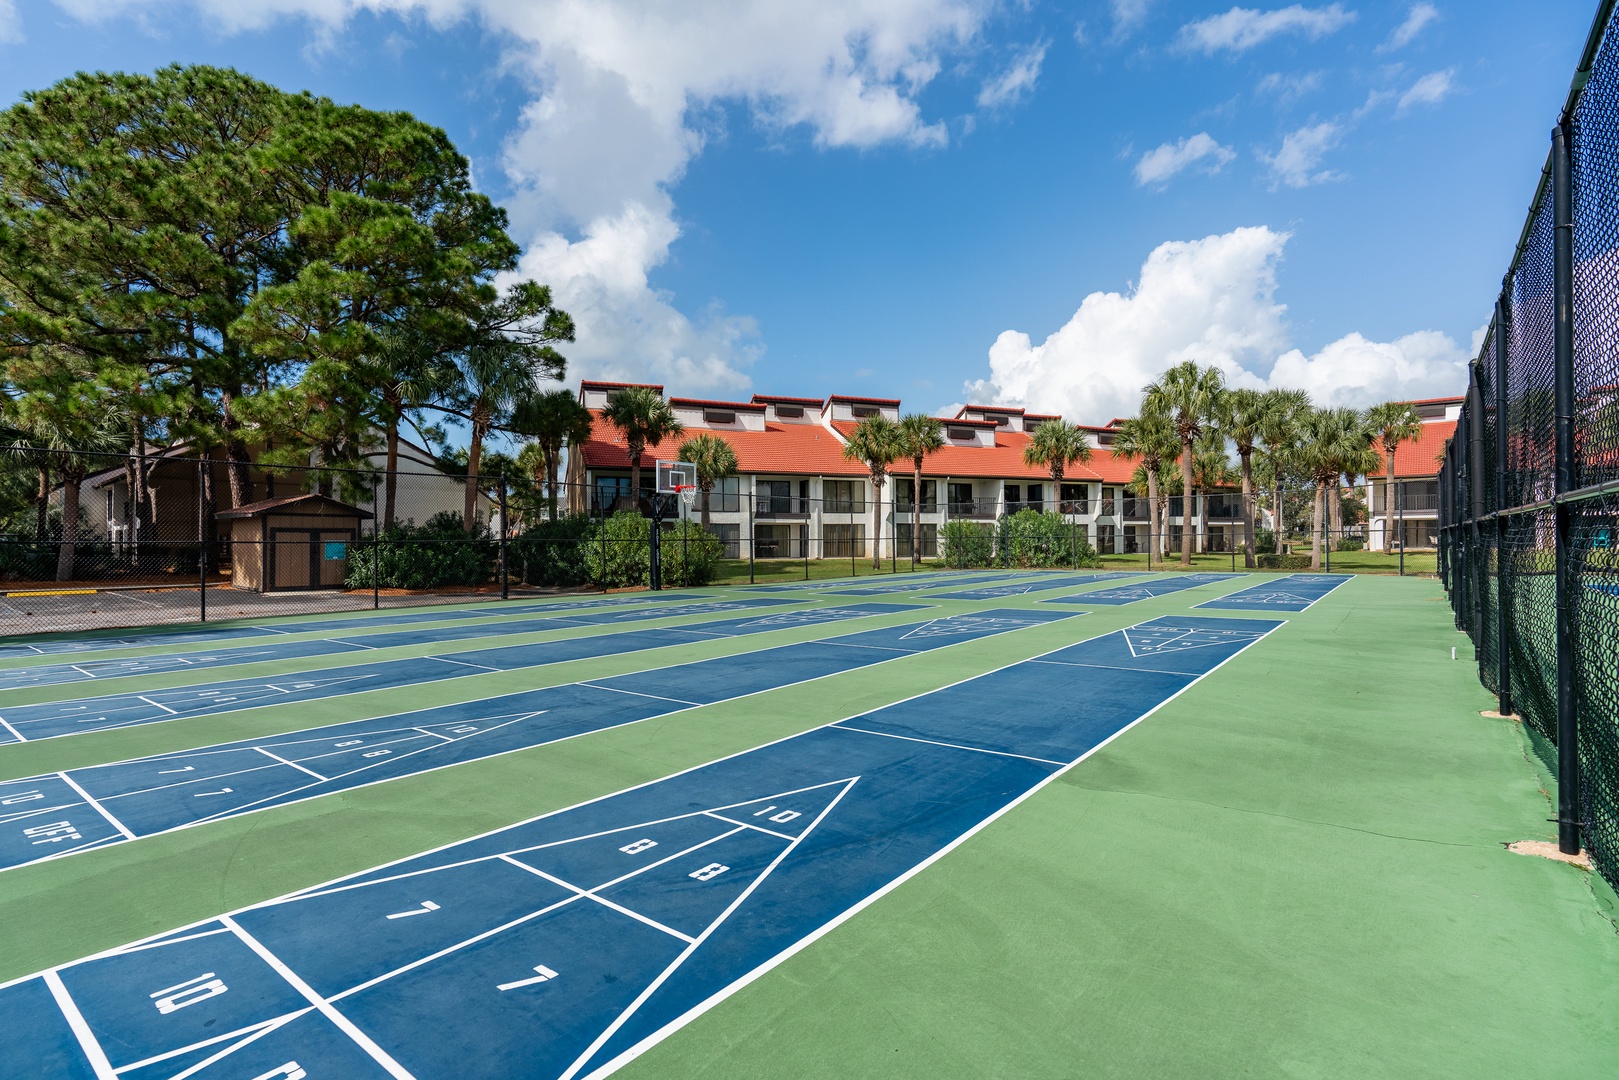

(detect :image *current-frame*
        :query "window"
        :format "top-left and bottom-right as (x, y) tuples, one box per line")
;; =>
(1060, 483), (1088, 514)
(1097, 523), (1116, 554)
(754, 523), (803, 558)
(985, 414), (1010, 426)
(823, 523), (866, 557)
(710, 523), (740, 558)
(1004, 484), (1021, 505)
(1025, 483), (1043, 509)
(852, 405), (879, 418)
(703, 410), (736, 425)
(594, 476), (632, 513)
(1024, 418), (1042, 432)
(705, 477), (741, 514)
(895, 479), (936, 512)
(775, 404), (804, 418)
(948, 427), (975, 441)
(895, 523), (938, 558)
(824, 480), (863, 514)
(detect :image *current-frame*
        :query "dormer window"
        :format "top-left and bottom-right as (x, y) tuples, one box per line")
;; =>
(985, 414), (1010, 426)
(852, 405), (879, 418)
(776, 405), (804, 418)
(703, 410), (736, 425)
(948, 427), (975, 441)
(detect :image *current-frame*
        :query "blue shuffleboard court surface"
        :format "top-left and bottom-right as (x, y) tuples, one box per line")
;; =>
(0, 602), (923, 745)
(1195, 573), (1350, 611)
(0, 593), (707, 660)
(927, 571), (1144, 600)
(746, 571), (1009, 594)
(0, 597), (801, 693)
(0, 609), (1075, 873)
(0, 614), (1277, 1080)
(824, 571), (1045, 596)
(1041, 572), (1246, 606)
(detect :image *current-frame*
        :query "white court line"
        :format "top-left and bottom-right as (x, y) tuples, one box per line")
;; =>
(500, 856), (697, 944)
(253, 746), (327, 782)
(702, 811), (797, 842)
(412, 727), (455, 742)
(0, 718), (28, 743)
(426, 656), (500, 672)
(55, 773), (136, 841)
(117, 1007), (311, 1077)
(43, 971), (116, 1080)
(1030, 659), (1207, 678)
(218, 916), (418, 1080)
(135, 695), (177, 715)
(578, 683), (702, 706)
(831, 725), (1068, 767)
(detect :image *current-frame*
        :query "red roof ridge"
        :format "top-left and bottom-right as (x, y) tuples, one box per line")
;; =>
(581, 380), (664, 392)
(751, 394), (825, 405)
(669, 397), (766, 410)
(829, 394), (901, 405)
(957, 404), (1024, 416)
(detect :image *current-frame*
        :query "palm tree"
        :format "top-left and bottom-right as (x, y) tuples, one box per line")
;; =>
(509, 389), (595, 521)
(895, 413), (945, 563)
(601, 386), (684, 513)
(841, 415), (903, 569)
(1256, 388), (1311, 550)
(1114, 413), (1178, 558)
(1191, 430), (1236, 553)
(1143, 361), (1226, 567)
(1022, 419), (1092, 506)
(678, 433), (739, 528)
(1365, 401), (1423, 554)
(1297, 407), (1365, 570)
(1222, 388), (1267, 567)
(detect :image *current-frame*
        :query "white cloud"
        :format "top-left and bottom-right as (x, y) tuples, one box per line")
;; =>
(963, 225), (1469, 423)
(1256, 70), (1323, 101)
(0, 0), (21, 43)
(1379, 2), (1438, 52)
(1111, 0), (1153, 36)
(1268, 330), (1468, 406)
(1133, 132), (1237, 186)
(62, 0), (992, 393)
(1398, 69), (1455, 112)
(964, 227), (1288, 423)
(978, 40), (1049, 108)
(1261, 121), (1343, 188)
(1177, 4), (1355, 55)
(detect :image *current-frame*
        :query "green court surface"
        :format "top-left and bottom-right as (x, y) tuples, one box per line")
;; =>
(0, 572), (1614, 1078)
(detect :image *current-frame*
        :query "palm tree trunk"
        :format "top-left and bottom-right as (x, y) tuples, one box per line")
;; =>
(1240, 451), (1256, 568)
(912, 459), (923, 564)
(55, 466), (81, 582)
(1196, 486), (1206, 555)
(463, 427), (484, 534)
(628, 450), (643, 515)
(384, 424), (401, 528)
(1329, 480), (1342, 547)
(1383, 461), (1396, 555)
(34, 464), (49, 543)
(1179, 441), (1194, 568)
(1311, 481), (1326, 570)
(547, 456), (561, 522)
(1145, 468), (1161, 558)
(1274, 480), (1285, 552)
(871, 473), (883, 569)
(700, 482), (712, 529)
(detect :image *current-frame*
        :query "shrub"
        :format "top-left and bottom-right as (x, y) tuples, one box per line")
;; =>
(1334, 535), (1364, 552)
(1256, 553), (1313, 570)
(345, 512), (493, 590)
(660, 519), (727, 586)
(1253, 528), (1277, 555)
(940, 520), (995, 568)
(510, 514), (594, 587)
(997, 509), (1101, 568)
(583, 511), (651, 588)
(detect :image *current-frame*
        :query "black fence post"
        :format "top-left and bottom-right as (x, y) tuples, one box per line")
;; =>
(197, 457), (207, 623)
(499, 475), (509, 601)
(1553, 119), (1581, 856)
(372, 472), (381, 610)
(1468, 361), (1487, 646)
(1495, 295), (1513, 715)
(1398, 481), (1405, 577)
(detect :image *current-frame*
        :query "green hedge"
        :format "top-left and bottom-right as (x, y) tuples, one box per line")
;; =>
(1256, 553), (1313, 570)
(345, 512), (493, 590)
(999, 509), (1100, 569)
(580, 512), (726, 588)
(940, 520), (995, 567)
(509, 515), (594, 587)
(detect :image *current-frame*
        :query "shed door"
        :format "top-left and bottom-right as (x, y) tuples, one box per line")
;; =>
(270, 529), (315, 590)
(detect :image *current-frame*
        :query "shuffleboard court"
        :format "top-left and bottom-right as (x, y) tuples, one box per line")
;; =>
(0, 603), (920, 745)
(0, 615), (1277, 1080)
(927, 571), (1143, 600)
(1041, 572), (1246, 606)
(0, 598), (793, 693)
(1194, 573), (1350, 611)
(0, 609), (1074, 873)
(824, 571), (1045, 596)
(0, 593), (707, 661)
(746, 571), (1012, 595)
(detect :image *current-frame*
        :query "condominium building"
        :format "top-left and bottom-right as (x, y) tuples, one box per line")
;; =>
(1365, 396), (1462, 551)
(567, 382), (1243, 558)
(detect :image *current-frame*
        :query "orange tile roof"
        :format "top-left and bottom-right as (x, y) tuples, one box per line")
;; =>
(1372, 419), (1455, 478)
(579, 415), (868, 476)
(669, 397), (766, 411)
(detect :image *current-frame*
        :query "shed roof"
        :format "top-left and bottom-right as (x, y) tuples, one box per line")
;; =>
(216, 493), (374, 520)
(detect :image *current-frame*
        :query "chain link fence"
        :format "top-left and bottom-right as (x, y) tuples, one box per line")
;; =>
(1440, 0), (1619, 889)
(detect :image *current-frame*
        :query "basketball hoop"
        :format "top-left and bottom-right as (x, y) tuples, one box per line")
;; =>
(676, 484), (697, 510)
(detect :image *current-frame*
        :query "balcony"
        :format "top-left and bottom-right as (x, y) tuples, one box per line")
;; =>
(821, 498), (866, 515)
(755, 496), (811, 519)
(893, 498), (939, 514)
(1121, 498), (1150, 520)
(1057, 499), (1090, 515)
(947, 498), (999, 519)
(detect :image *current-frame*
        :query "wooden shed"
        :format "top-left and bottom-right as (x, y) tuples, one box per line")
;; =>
(216, 494), (372, 592)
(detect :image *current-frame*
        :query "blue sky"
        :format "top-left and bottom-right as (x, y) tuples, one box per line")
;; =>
(0, 1), (1600, 426)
